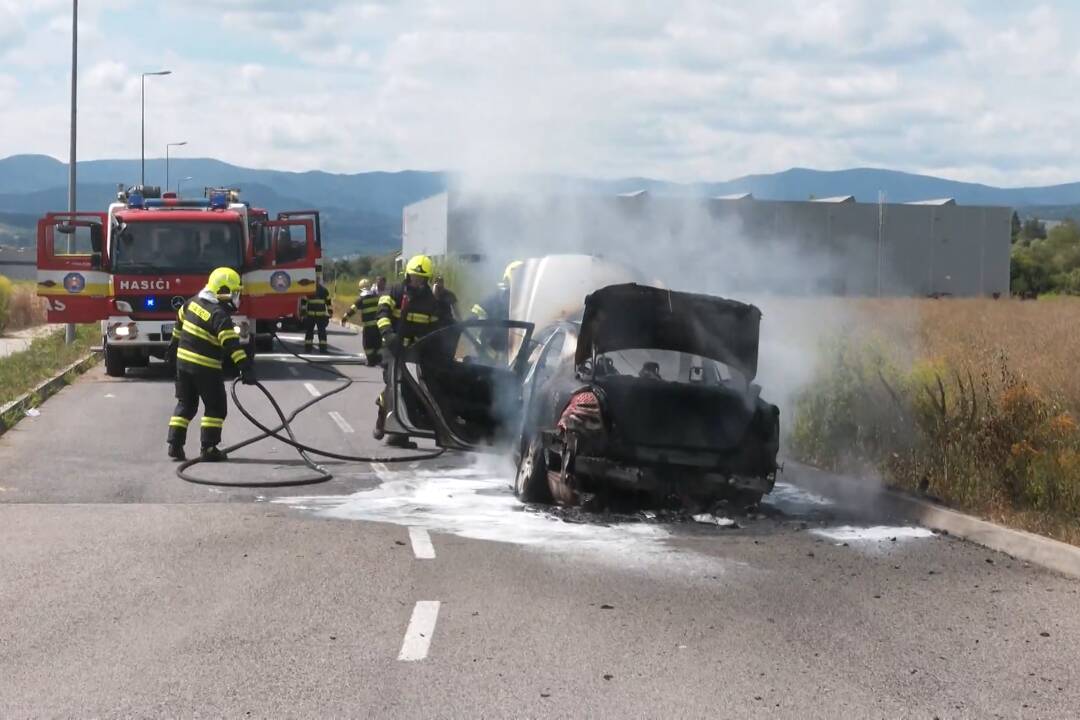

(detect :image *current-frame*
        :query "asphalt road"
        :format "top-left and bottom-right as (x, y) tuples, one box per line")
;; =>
(2, 325), (1079, 718)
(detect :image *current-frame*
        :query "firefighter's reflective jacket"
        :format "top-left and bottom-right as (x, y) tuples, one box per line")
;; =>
(345, 287), (380, 326)
(300, 283), (332, 319)
(376, 283), (446, 346)
(469, 286), (509, 322)
(171, 291), (249, 373)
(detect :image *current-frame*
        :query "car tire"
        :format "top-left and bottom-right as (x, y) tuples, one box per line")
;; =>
(104, 345), (126, 378)
(515, 434), (553, 503)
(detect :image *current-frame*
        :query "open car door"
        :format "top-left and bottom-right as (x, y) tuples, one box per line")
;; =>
(276, 210), (321, 252)
(36, 212), (109, 323)
(243, 217), (318, 320)
(384, 320), (535, 451)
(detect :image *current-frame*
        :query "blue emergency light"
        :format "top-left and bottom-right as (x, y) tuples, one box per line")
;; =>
(143, 296), (157, 310)
(127, 191), (145, 209)
(208, 190), (229, 209)
(144, 199), (211, 209)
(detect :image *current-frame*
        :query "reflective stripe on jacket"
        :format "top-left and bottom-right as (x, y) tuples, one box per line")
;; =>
(175, 294), (248, 373)
(300, 284), (332, 319)
(375, 283), (444, 345)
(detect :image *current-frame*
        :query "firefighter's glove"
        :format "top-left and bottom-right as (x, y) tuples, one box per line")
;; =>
(240, 363), (258, 386)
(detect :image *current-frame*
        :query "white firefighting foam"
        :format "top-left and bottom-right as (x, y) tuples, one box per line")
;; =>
(273, 462), (748, 574)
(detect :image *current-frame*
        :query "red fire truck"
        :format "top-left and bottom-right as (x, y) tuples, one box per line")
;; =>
(36, 186), (321, 377)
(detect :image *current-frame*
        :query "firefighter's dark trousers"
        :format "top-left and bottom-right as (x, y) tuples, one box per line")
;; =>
(303, 317), (329, 352)
(168, 368), (228, 448)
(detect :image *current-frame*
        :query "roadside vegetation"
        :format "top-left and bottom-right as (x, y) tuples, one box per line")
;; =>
(1010, 214), (1080, 296)
(0, 276), (47, 334)
(790, 297), (1080, 545)
(0, 323), (97, 408)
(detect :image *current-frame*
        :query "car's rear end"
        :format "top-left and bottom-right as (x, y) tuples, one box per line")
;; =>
(541, 283), (780, 506)
(548, 376), (780, 505)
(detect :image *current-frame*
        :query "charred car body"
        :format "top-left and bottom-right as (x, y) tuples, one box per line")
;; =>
(383, 281), (780, 508)
(514, 284), (780, 508)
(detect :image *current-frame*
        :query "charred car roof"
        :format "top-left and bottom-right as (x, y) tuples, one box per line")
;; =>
(575, 283), (762, 380)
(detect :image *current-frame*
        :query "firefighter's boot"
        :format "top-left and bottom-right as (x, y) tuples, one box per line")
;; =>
(168, 443), (186, 462)
(201, 446), (229, 462)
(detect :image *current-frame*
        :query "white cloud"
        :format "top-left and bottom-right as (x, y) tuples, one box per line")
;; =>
(3, 1), (1080, 186)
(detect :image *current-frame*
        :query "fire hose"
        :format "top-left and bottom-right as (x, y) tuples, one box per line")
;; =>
(176, 330), (443, 488)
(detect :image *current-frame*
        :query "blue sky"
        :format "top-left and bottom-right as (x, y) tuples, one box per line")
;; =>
(2, 1), (1078, 186)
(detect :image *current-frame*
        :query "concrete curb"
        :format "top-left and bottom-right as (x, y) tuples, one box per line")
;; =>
(0, 352), (100, 438)
(785, 460), (1080, 579)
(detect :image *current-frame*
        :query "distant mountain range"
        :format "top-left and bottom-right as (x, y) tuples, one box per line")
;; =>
(2, 153), (1079, 254)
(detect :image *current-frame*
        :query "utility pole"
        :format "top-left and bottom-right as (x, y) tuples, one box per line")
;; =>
(65, 0), (77, 345)
(140, 70), (171, 186)
(877, 190), (886, 297)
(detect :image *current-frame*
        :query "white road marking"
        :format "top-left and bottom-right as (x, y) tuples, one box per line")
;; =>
(288, 366), (300, 377)
(303, 382), (321, 397)
(408, 527), (436, 559)
(398, 601), (440, 662)
(328, 411), (354, 434)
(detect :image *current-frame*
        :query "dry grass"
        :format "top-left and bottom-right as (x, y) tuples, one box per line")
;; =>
(790, 296), (1080, 545)
(1, 280), (48, 334)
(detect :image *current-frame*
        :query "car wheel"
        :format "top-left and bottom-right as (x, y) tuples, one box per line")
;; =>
(104, 346), (126, 378)
(515, 435), (553, 503)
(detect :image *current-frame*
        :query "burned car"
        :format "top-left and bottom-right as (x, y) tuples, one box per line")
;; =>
(513, 284), (780, 508)
(382, 282), (779, 509)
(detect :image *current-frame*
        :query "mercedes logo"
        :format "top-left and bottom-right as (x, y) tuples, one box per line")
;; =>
(170, 296), (185, 310)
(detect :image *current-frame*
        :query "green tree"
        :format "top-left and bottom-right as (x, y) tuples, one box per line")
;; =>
(1021, 216), (1047, 241)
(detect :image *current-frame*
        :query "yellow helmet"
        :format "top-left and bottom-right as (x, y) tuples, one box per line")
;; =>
(207, 266), (242, 301)
(501, 260), (524, 285)
(357, 277), (370, 290)
(405, 254), (434, 279)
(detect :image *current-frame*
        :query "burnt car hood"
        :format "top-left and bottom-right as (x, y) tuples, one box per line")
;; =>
(575, 283), (762, 380)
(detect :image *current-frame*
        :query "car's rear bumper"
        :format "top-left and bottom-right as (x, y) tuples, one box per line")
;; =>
(570, 454), (775, 497)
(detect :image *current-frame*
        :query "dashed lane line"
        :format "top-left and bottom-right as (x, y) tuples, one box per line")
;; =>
(398, 601), (441, 661)
(288, 366), (300, 377)
(328, 411), (354, 434)
(303, 382), (321, 397)
(408, 527), (436, 559)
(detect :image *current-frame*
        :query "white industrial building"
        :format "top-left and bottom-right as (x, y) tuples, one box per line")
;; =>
(401, 190), (1012, 297)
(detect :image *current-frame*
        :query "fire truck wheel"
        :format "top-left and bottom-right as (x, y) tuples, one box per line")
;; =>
(104, 346), (126, 378)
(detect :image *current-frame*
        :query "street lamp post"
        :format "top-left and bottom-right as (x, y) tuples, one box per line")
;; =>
(177, 176), (193, 196)
(165, 141), (187, 192)
(66, 0), (78, 345)
(140, 69), (171, 186)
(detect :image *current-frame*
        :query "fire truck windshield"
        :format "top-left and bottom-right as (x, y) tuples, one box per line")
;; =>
(112, 221), (243, 274)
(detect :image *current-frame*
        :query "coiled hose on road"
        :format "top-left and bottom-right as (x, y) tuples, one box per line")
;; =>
(176, 331), (444, 488)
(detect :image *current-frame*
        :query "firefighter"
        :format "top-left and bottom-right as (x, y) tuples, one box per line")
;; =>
(432, 274), (460, 322)
(166, 266), (255, 462)
(468, 260), (522, 359)
(469, 260), (522, 322)
(373, 255), (445, 447)
(300, 279), (333, 353)
(343, 275), (387, 365)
